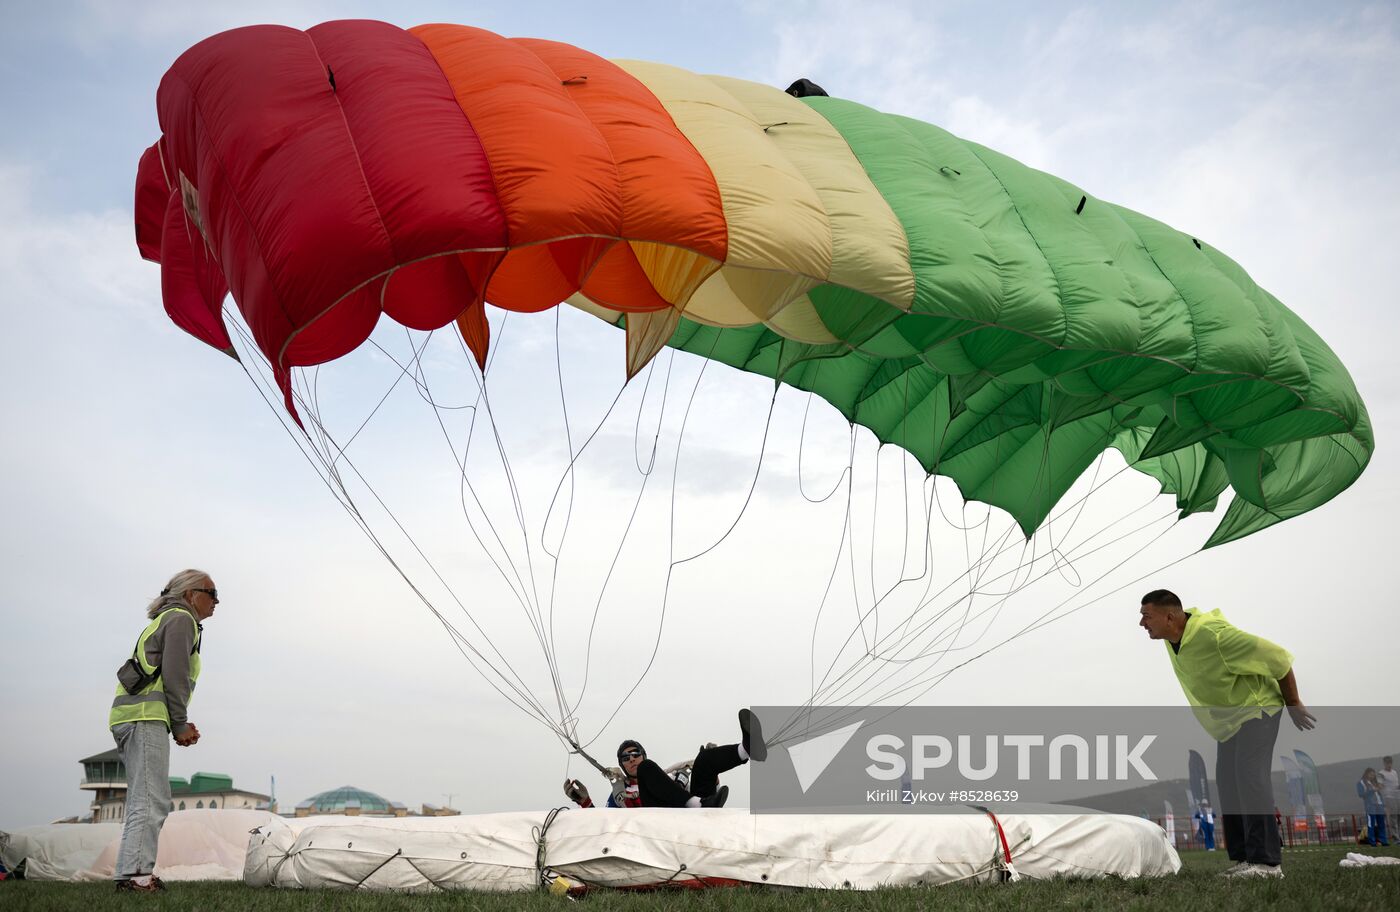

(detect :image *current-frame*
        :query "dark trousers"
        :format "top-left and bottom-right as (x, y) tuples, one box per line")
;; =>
(635, 744), (744, 808)
(1216, 711), (1282, 865)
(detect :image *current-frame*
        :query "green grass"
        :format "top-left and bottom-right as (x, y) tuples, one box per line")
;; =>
(3, 844), (1398, 911)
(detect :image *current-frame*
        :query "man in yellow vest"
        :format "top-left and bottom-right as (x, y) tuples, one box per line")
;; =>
(108, 569), (219, 892)
(1139, 589), (1314, 880)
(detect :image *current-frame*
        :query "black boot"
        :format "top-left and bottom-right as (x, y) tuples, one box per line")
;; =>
(740, 708), (766, 762)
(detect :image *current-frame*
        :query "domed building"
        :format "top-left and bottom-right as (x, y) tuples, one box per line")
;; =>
(295, 785), (407, 818)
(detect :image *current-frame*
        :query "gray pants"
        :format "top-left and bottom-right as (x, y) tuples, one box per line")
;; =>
(1388, 795), (1400, 844)
(112, 721), (171, 879)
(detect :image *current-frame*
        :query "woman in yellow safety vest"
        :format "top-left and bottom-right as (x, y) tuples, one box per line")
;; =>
(108, 569), (218, 893)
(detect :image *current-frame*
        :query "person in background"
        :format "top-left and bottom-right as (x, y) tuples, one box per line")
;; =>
(1377, 756), (1400, 843)
(1193, 799), (1217, 851)
(108, 569), (219, 893)
(1357, 768), (1389, 846)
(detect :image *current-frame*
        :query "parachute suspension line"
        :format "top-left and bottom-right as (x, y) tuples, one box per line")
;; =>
(573, 356), (707, 747)
(884, 424), (1126, 656)
(425, 339), (581, 727)
(1040, 449), (1111, 588)
(543, 306), (577, 734)
(867, 423), (934, 658)
(969, 424), (1010, 601)
(802, 501), (1182, 726)
(853, 428), (936, 661)
(865, 510), (1186, 709)
(357, 326), (543, 631)
(772, 506), (1186, 746)
(1033, 422), (1110, 589)
(563, 356), (678, 735)
(893, 479), (1168, 662)
(542, 311), (571, 710)
(816, 467), (862, 683)
(401, 332), (547, 648)
(866, 473), (947, 664)
(528, 351), (646, 747)
(535, 316), (638, 708)
(816, 504), (1180, 717)
(862, 442), (873, 650)
(808, 466), (856, 701)
(236, 312), (683, 750)
(799, 529), (1014, 721)
(797, 412), (861, 718)
(828, 471), (1164, 687)
(537, 357), (634, 563)
(895, 372), (915, 615)
(1011, 542), (1196, 641)
(307, 355), (565, 732)
(847, 491), (868, 652)
(789, 454), (1176, 721)
(457, 341), (550, 621)
(805, 499), (987, 713)
(580, 330), (779, 746)
(799, 409), (971, 712)
(801, 433), (947, 712)
(862, 473), (974, 660)
(223, 314), (567, 738)
(334, 332), (441, 463)
(449, 316), (665, 739)
(674, 384), (778, 565)
(366, 333), (473, 411)
(866, 418), (1003, 696)
(279, 326), (568, 736)
(336, 324), (561, 710)
(795, 365), (854, 504)
(632, 349), (671, 476)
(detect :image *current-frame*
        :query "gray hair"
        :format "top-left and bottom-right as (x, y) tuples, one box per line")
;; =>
(146, 568), (211, 619)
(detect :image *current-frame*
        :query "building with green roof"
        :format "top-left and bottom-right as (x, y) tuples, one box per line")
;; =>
(294, 785), (408, 817)
(80, 748), (270, 822)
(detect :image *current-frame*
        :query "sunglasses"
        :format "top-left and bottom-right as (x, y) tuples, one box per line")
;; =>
(193, 588), (219, 601)
(618, 750), (644, 761)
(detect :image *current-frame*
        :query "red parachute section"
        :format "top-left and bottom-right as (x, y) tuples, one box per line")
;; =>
(134, 20), (728, 414)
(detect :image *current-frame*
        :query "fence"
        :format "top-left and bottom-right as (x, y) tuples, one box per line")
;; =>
(1152, 814), (1387, 850)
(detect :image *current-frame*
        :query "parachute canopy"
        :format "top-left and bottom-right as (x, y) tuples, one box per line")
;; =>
(135, 20), (1372, 548)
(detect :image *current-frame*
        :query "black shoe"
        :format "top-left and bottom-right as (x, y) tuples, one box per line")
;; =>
(739, 708), (766, 762)
(701, 785), (729, 808)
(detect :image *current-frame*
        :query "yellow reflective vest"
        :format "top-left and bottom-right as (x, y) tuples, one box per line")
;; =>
(1166, 608), (1293, 741)
(109, 606), (202, 732)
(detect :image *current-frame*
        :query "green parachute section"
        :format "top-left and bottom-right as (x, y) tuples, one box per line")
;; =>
(625, 96), (1371, 548)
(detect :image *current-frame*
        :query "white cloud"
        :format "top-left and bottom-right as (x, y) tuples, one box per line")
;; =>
(0, 162), (162, 326)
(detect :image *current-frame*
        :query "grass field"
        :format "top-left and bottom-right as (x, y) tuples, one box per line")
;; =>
(3, 844), (1398, 911)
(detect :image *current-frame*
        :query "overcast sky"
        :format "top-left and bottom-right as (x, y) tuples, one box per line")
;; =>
(2, 1), (1397, 829)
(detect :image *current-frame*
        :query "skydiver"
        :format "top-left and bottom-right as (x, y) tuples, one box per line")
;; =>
(564, 709), (765, 809)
